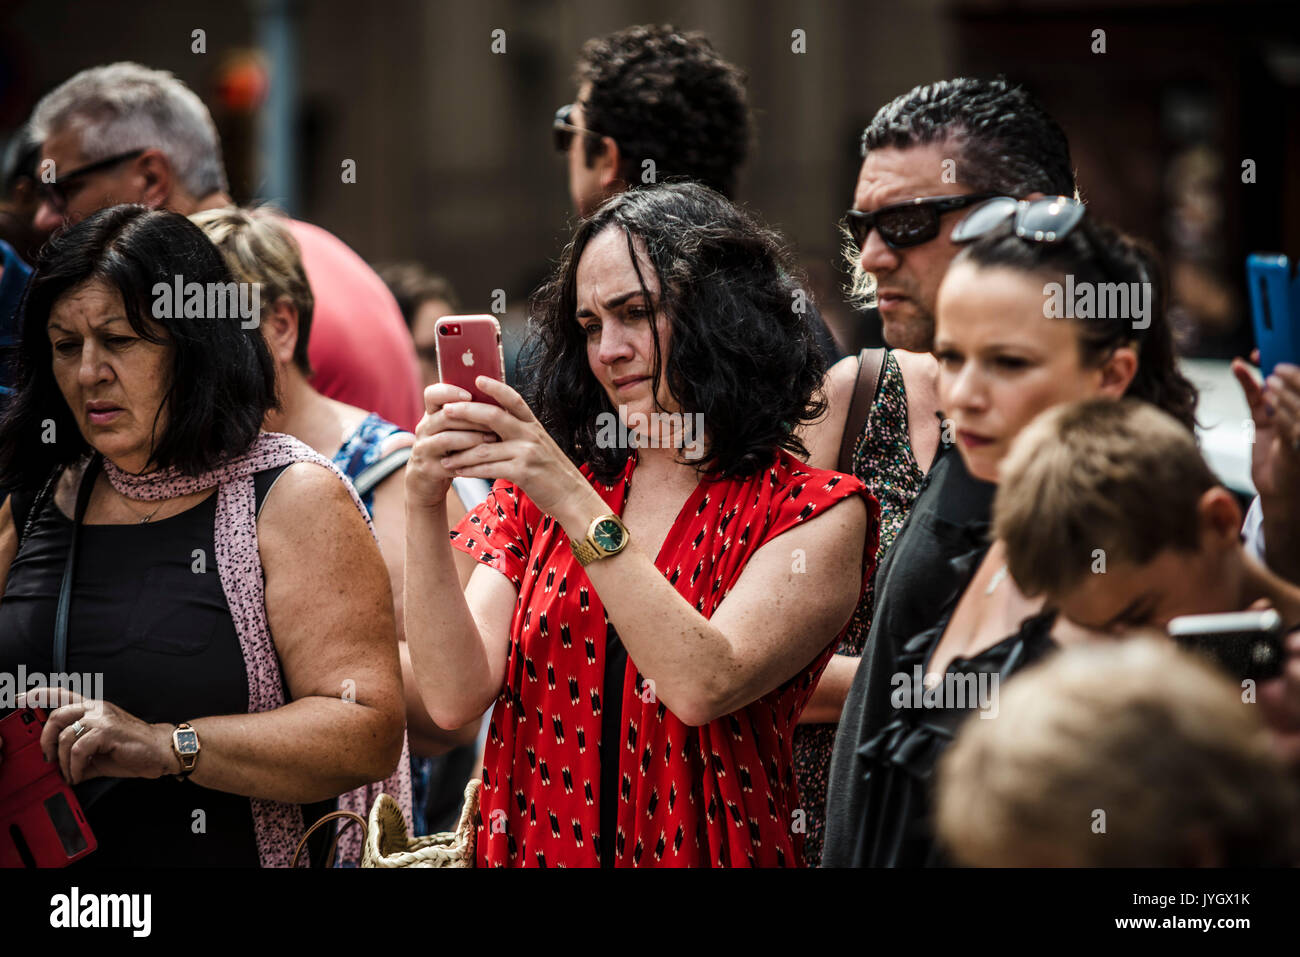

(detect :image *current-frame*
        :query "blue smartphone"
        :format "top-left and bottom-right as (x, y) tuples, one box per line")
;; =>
(1246, 253), (1298, 378)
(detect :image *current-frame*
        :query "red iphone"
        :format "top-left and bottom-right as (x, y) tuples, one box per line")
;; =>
(0, 706), (97, 867)
(435, 315), (506, 407)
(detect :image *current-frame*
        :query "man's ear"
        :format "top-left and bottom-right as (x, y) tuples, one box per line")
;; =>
(595, 135), (625, 192)
(262, 298), (300, 367)
(1197, 486), (1243, 547)
(135, 149), (175, 210)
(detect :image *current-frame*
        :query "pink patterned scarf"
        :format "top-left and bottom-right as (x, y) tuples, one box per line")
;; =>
(101, 430), (411, 867)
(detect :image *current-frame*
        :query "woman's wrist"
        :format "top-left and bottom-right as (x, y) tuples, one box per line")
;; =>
(153, 722), (181, 778)
(553, 484), (612, 543)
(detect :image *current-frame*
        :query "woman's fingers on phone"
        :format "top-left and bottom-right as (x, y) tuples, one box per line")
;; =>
(432, 430), (498, 457)
(476, 375), (535, 423)
(442, 399), (515, 438)
(422, 383), (472, 415)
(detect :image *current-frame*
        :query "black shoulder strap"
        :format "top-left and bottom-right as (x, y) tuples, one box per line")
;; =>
(11, 467), (61, 550)
(53, 455), (100, 673)
(836, 347), (887, 475)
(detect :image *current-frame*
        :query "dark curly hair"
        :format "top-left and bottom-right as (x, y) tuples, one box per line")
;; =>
(862, 76), (1076, 198)
(953, 215), (1198, 432)
(575, 24), (749, 199)
(525, 182), (826, 483)
(0, 204), (277, 488)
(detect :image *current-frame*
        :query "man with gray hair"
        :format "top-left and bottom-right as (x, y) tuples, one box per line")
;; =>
(28, 62), (423, 430)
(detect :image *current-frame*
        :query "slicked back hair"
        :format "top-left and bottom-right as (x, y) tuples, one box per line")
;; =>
(861, 76), (1076, 199)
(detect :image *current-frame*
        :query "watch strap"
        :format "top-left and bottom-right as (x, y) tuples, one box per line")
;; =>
(173, 722), (199, 779)
(571, 537), (601, 566)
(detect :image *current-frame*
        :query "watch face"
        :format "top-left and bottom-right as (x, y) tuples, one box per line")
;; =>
(175, 730), (198, 754)
(592, 518), (625, 553)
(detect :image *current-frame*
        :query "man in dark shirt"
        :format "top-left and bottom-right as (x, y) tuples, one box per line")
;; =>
(818, 78), (1079, 866)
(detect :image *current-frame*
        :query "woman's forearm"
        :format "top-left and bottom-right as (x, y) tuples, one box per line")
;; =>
(550, 487), (862, 726)
(161, 697), (403, 804)
(551, 488), (747, 724)
(399, 638), (482, 756)
(798, 653), (860, 724)
(404, 497), (500, 727)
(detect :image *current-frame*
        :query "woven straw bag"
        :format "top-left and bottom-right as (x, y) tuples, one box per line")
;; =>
(293, 778), (480, 868)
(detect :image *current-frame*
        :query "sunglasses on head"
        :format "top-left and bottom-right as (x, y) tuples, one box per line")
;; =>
(553, 103), (603, 153)
(844, 192), (1000, 250)
(950, 195), (1086, 244)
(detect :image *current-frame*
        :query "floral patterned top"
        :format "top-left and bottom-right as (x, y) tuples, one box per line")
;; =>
(332, 412), (415, 512)
(451, 448), (879, 866)
(793, 350), (925, 866)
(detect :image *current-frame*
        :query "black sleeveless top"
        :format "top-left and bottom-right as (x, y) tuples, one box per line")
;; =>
(849, 545), (1058, 867)
(0, 465), (331, 867)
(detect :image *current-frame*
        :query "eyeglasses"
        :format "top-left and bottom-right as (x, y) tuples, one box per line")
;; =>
(37, 149), (146, 214)
(553, 104), (603, 153)
(950, 195), (1086, 244)
(845, 193), (1000, 250)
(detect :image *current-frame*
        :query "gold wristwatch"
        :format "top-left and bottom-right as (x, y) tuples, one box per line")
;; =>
(570, 513), (630, 566)
(171, 722), (201, 780)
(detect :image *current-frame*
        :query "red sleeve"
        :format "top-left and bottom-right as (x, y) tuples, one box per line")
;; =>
(763, 463), (879, 559)
(449, 480), (533, 587)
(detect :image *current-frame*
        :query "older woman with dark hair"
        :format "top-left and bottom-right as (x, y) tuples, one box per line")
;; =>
(404, 182), (878, 867)
(0, 205), (405, 867)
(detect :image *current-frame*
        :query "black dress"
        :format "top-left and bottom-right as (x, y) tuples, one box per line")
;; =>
(850, 545), (1058, 867)
(0, 465), (332, 867)
(823, 437), (996, 866)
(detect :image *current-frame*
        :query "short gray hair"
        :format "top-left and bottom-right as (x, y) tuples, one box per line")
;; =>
(30, 62), (228, 199)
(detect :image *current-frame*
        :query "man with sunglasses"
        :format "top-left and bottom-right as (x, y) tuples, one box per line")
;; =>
(803, 77), (1079, 867)
(26, 62), (424, 431)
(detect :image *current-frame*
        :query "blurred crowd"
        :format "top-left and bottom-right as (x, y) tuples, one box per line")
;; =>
(0, 24), (1298, 869)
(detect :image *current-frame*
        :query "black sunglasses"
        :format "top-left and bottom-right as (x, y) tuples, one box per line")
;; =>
(845, 193), (1000, 250)
(553, 104), (603, 153)
(37, 149), (146, 214)
(950, 195), (1086, 244)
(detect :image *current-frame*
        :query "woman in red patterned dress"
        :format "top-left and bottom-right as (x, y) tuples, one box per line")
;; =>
(404, 183), (878, 867)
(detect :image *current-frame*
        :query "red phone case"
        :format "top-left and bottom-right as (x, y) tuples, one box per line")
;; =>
(435, 314), (506, 406)
(0, 707), (97, 867)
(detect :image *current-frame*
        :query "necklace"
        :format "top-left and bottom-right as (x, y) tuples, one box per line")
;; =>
(110, 483), (165, 523)
(126, 498), (166, 524)
(985, 562), (1009, 596)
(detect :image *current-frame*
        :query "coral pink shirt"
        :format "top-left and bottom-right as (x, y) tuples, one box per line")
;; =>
(287, 219), (423, 431)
